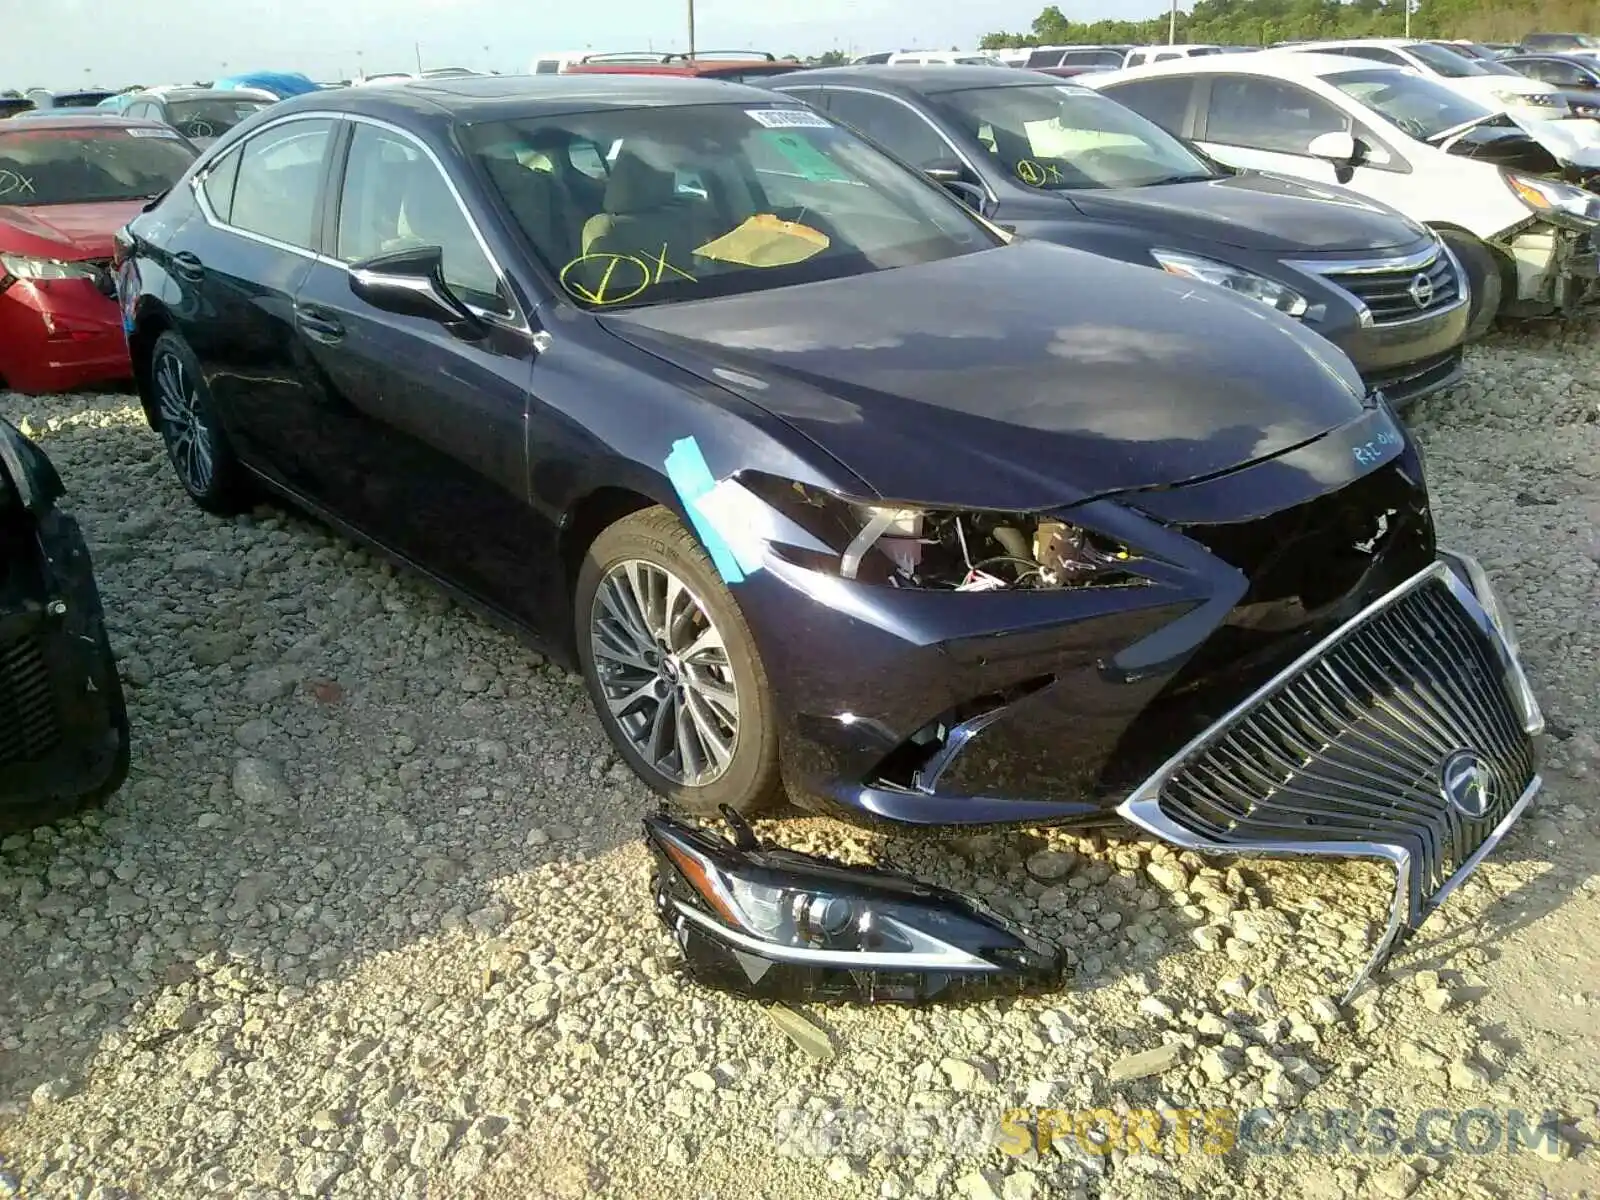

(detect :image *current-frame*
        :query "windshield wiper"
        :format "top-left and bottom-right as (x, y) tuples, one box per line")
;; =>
(1148, 172), (1217, 185)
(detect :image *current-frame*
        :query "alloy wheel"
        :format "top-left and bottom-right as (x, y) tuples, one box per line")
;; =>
(153, 350), (215, 495)
(590, 559), (740, 787)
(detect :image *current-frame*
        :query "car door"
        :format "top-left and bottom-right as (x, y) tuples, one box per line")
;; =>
(287, 117), (550, 623)
(1189, 74), (1350, 183)
(176, 116), (338, 488)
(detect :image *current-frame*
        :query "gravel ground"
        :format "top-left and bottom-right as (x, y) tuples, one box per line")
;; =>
(1, 320), (1597, 1200)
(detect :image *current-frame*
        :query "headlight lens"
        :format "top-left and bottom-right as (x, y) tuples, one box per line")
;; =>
(646, 811), (1061, 1002)
(1504, 171), (1600, 224)
(738, 472), (1145, 591)
(1149, 248), (1310, 317)
(0, 253), (102, 282)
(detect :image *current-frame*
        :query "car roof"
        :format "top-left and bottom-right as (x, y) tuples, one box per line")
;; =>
(0, 114), (179, 132)
(773, 64), (1070, 94)
(265, 72), (798, 123)
(1091, 49), (1392, 83)
(1290, 37), (1418, 49)
(136, 88), (271, 102)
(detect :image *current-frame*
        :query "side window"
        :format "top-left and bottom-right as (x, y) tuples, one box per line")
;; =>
(1203, 76), (1346, 153)
(335, 122), (506, 312)
(1153, 52), (1180, 63)
(1125, 51), (1148, 68)
(229, 118), (334, 249)
(826, 92), (950, 168)
(1525, 59), (1586, 85)
(534, 60), (560, 74)
(1027, 50), (1065, 68)
(200, 146), (242, 222)
(1103, 77), (1195, 135)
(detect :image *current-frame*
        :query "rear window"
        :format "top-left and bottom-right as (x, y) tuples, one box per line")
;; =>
(166, 98), (273, 140)
(0, 126), (197, 205)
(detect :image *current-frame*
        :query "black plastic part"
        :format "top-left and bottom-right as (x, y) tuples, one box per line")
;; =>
(0, 419), (130, 832)
(643, 812), (1064, 1004)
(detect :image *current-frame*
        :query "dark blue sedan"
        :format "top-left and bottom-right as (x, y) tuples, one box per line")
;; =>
(113, 76), (1539, 981)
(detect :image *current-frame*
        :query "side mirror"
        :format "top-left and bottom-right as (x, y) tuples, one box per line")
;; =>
(348, 245), (483, 334)
(1307, 130), (1359, 165)
(940, 179), (990, 213)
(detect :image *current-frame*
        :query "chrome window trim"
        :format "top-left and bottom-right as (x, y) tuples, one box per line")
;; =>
(772, 83), (999, 209)
(1284, 242), (1469, 329)
(1117, 554), (1542, 1001)
(189, 109), (526, 329)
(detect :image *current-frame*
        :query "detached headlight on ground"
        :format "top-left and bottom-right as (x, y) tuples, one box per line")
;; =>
(1504, 171), (1600, 225)
(1149, 248), (1309, 317)
(644, 810), (1061, 1003)
(738, 472), (1145, 591)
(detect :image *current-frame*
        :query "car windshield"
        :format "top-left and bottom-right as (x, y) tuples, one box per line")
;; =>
(1327, 68), (1493, 140)
(463, 102), (997, 309)
(0, 126), (197, 205)
(166, 98), (272, 139)
(1405, 42), (1488, 77)
(933, 83), (1215, 189)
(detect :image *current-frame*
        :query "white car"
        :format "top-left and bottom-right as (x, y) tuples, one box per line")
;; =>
(353, 72), (418, 87)
(1279, 39), (1570, 121)
(1085, 52), (1600, 333)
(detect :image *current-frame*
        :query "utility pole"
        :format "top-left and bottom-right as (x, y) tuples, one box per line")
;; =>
(1169, 0), (1178, 44)
(688, 0), (696, 58)
(1404, 0), (1412, 38)
(415, 42), (423, 73)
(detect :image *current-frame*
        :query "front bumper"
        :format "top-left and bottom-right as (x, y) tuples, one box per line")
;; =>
(1288, 244), (1471, 406)
(1117, 552), (1541, 998)
(0, 432), (129, 828)
(1503, 223), (1600, 315)
(0, 276), (131, 394)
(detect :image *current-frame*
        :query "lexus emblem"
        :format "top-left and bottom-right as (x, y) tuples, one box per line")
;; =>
(1408, 272), (1435, 310)
(1440, 750), (1492, 819)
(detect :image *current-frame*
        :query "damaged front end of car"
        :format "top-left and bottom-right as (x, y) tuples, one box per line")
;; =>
(645, 807), (1063, 1004)
(1444, 120), (1600, 316)
(0, 418), (129, 832)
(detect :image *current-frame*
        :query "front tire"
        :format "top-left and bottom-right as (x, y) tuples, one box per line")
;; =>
(149, 331), (250, 514)
(576, 506), (781, 816)
(1436, 229), (1504, 342)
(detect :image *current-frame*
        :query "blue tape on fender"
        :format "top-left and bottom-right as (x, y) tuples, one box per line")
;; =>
(664, 436), (746, 584)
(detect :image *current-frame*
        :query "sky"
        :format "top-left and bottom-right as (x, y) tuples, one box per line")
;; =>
(11, 0), (1166, 89)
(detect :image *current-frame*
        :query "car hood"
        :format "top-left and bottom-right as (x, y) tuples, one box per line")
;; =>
(597, 240), (1371, 511)
(1059, 171), (1418, 253)
(0, 199), (143, 259)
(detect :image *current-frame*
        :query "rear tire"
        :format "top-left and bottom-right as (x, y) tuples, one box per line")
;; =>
(576, 506), (782, 817)
(149, 331), (251, 514)
(1436, 229), (1504, 342)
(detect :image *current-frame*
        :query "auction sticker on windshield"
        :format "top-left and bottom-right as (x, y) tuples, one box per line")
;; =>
(126, 128), (182, 138)
(747, 109), (833, 129)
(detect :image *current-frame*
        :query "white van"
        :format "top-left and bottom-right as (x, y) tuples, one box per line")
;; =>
(527, 51), (588, 75)
(1086, 52), (1600, 333)
(885, 50), (1005, 67)
(1122, 44), (1225, 68)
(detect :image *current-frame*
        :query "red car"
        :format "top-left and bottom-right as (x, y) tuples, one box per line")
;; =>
(0, 116), (198, 393)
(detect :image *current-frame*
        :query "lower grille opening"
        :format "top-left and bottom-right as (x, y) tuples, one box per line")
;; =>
(0, 634), (62, 766)
(868, 675), (1055, 792)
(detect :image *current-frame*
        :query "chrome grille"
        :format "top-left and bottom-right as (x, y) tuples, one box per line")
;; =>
(1323, 250), (1460, 325)
(0, 635), (61, 765)
(1156, 577), (1536, 923)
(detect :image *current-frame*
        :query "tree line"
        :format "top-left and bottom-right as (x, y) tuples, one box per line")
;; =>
(980, 0), (1597, 50)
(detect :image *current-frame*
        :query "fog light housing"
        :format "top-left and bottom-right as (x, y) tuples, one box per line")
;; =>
(644, 810), (1063, 1004)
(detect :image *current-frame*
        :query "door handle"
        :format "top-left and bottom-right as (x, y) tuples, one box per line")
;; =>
(295, 304), (345, 345)
(171, 250), (204, 282)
